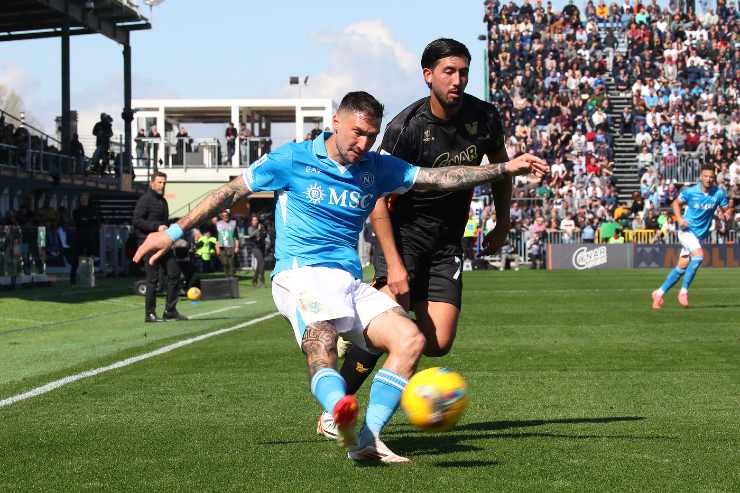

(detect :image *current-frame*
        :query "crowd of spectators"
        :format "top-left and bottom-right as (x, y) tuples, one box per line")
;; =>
(1, 111), (127, 177)
(618, 1), (740, 201)
(0, 113), (71, 174)
(0, 204), (80, 278)
(480, 0), (739, 260)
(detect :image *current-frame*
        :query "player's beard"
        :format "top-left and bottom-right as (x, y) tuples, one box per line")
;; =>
(335, 136), (360, 164)
(431, 84), (463, 114)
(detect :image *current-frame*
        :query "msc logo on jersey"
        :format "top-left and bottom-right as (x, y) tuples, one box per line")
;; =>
(305, 182), (374, 209)
(305, 183), (325, 205)
(328, 188), (374, 209)
(692, 202), (717, 210)
(359, 172), (375, 189)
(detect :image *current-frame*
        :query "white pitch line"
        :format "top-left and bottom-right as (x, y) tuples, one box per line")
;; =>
(189, 301), (257, 318)
(0, 311), (280, 409)
(96, 299), (140, 308)
(4, 317), (44, 324)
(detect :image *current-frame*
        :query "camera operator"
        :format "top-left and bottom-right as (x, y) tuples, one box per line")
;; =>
(91, 113), (113, 174)
(527, 231), (545, 270)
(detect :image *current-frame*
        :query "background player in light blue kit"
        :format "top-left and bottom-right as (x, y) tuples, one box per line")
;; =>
(652, 164), (733, 309)
(134, 91), (547, 463)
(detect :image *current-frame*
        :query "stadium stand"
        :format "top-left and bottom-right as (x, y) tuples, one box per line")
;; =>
(479, 0), (739, 263)
(0, 113), (141, 284)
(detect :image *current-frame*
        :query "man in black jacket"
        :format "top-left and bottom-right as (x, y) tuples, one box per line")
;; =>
(133, 171), (186, 322)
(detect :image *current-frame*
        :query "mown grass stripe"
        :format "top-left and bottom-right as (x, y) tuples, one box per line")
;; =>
(0, 312), (279, 409)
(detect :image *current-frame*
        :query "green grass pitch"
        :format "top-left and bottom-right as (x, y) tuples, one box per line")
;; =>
(1, 269), (739, 492)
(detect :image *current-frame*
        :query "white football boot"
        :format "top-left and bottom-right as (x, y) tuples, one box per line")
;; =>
(347, 425), (410, 463)
(316, 411), (338, 440)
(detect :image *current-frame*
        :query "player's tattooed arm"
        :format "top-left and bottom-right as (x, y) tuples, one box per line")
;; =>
(412, 153), (548, 192)
(302, 321), (339, 378)
(177, 175), (251, 231)
(390, 306), (412, 320)
(133, 174), (252, 265)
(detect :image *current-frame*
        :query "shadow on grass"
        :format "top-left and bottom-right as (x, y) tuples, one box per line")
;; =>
(386, 416), (645, 436)
(0, 278), (135, 304)
(383, 416), (675, 458)
(457, 416), (645, 432)
(689, 304), (739, 309)
(434, 460), (501, 468)
(257, 438), (327, 446)
(352, 461), (389, 468)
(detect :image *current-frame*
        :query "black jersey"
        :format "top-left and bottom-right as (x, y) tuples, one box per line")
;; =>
(379, 93), (506, 249)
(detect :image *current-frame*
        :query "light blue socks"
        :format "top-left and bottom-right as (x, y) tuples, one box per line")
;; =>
(364, 368), (408, 437)
(311, 368), (346, 414)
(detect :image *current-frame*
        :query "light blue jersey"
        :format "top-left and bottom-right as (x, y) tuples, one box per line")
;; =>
(678, 183), (728, 239)
(243, 132), (419, 279)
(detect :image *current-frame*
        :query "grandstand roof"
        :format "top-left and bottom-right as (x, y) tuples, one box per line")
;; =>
(0, 0), (150, 44)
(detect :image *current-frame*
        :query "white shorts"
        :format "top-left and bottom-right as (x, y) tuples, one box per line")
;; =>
(271, 266), (398, 354)
(678, 230), (702, 257)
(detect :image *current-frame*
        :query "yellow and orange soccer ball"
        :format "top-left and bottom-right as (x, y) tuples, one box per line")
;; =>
(186, 287), (202, 301)
(401, 367), (468, 432)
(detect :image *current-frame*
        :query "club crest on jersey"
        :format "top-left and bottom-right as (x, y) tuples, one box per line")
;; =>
(465, 122), (478, 136)
(305, 183), (325, 205)
(423, 128), (434, 143)
(359, 172), (375, 189)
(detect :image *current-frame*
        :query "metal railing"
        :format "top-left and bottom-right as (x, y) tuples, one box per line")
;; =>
(662, 229), (736, 245)
(472, 226), (737, 269)
(0, 109), (128, 182)
(133, 136), (273, 170)
(652, 151), (704, 184)
(169, 189), (213, 217)
(99, 225), (131, 276)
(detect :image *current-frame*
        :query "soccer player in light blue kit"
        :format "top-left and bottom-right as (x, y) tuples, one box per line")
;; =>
(652, 164), (733, 309)
(134, 92), (547, 463)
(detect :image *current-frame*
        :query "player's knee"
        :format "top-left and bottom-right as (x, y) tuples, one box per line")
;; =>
(690, 255), (704, 265)
(395, 325), (425, 361)
(425, 342), (452, 358)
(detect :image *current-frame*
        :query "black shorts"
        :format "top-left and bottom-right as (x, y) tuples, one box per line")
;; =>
(372, 247), (463, 309)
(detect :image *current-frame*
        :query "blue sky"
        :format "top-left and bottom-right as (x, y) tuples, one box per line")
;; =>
(0, 0), (577, 145)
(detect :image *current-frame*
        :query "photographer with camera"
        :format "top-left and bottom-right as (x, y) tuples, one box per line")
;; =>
(91, 113), (113, 174)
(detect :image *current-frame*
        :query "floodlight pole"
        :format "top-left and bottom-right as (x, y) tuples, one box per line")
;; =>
(61, 5), (71, 155)
(123, 38), (133, 179)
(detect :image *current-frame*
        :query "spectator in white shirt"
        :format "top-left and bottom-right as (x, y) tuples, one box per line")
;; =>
(636, 126), (652, 149)
(637, 145), (653, 170)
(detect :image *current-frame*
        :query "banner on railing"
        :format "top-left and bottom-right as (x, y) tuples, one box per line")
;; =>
(634, 244), (740, 268)
(547, 244), (633, 270)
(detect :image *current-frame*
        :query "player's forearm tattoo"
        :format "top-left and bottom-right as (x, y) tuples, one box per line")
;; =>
(413, 163), (507, 192)
(390, 306), (412, 320)
(301, 321), (338, 378)
(177, 177), (251, 231)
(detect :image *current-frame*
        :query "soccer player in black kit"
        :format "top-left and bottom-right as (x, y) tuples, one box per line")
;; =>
(316, 38), (531, 441)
